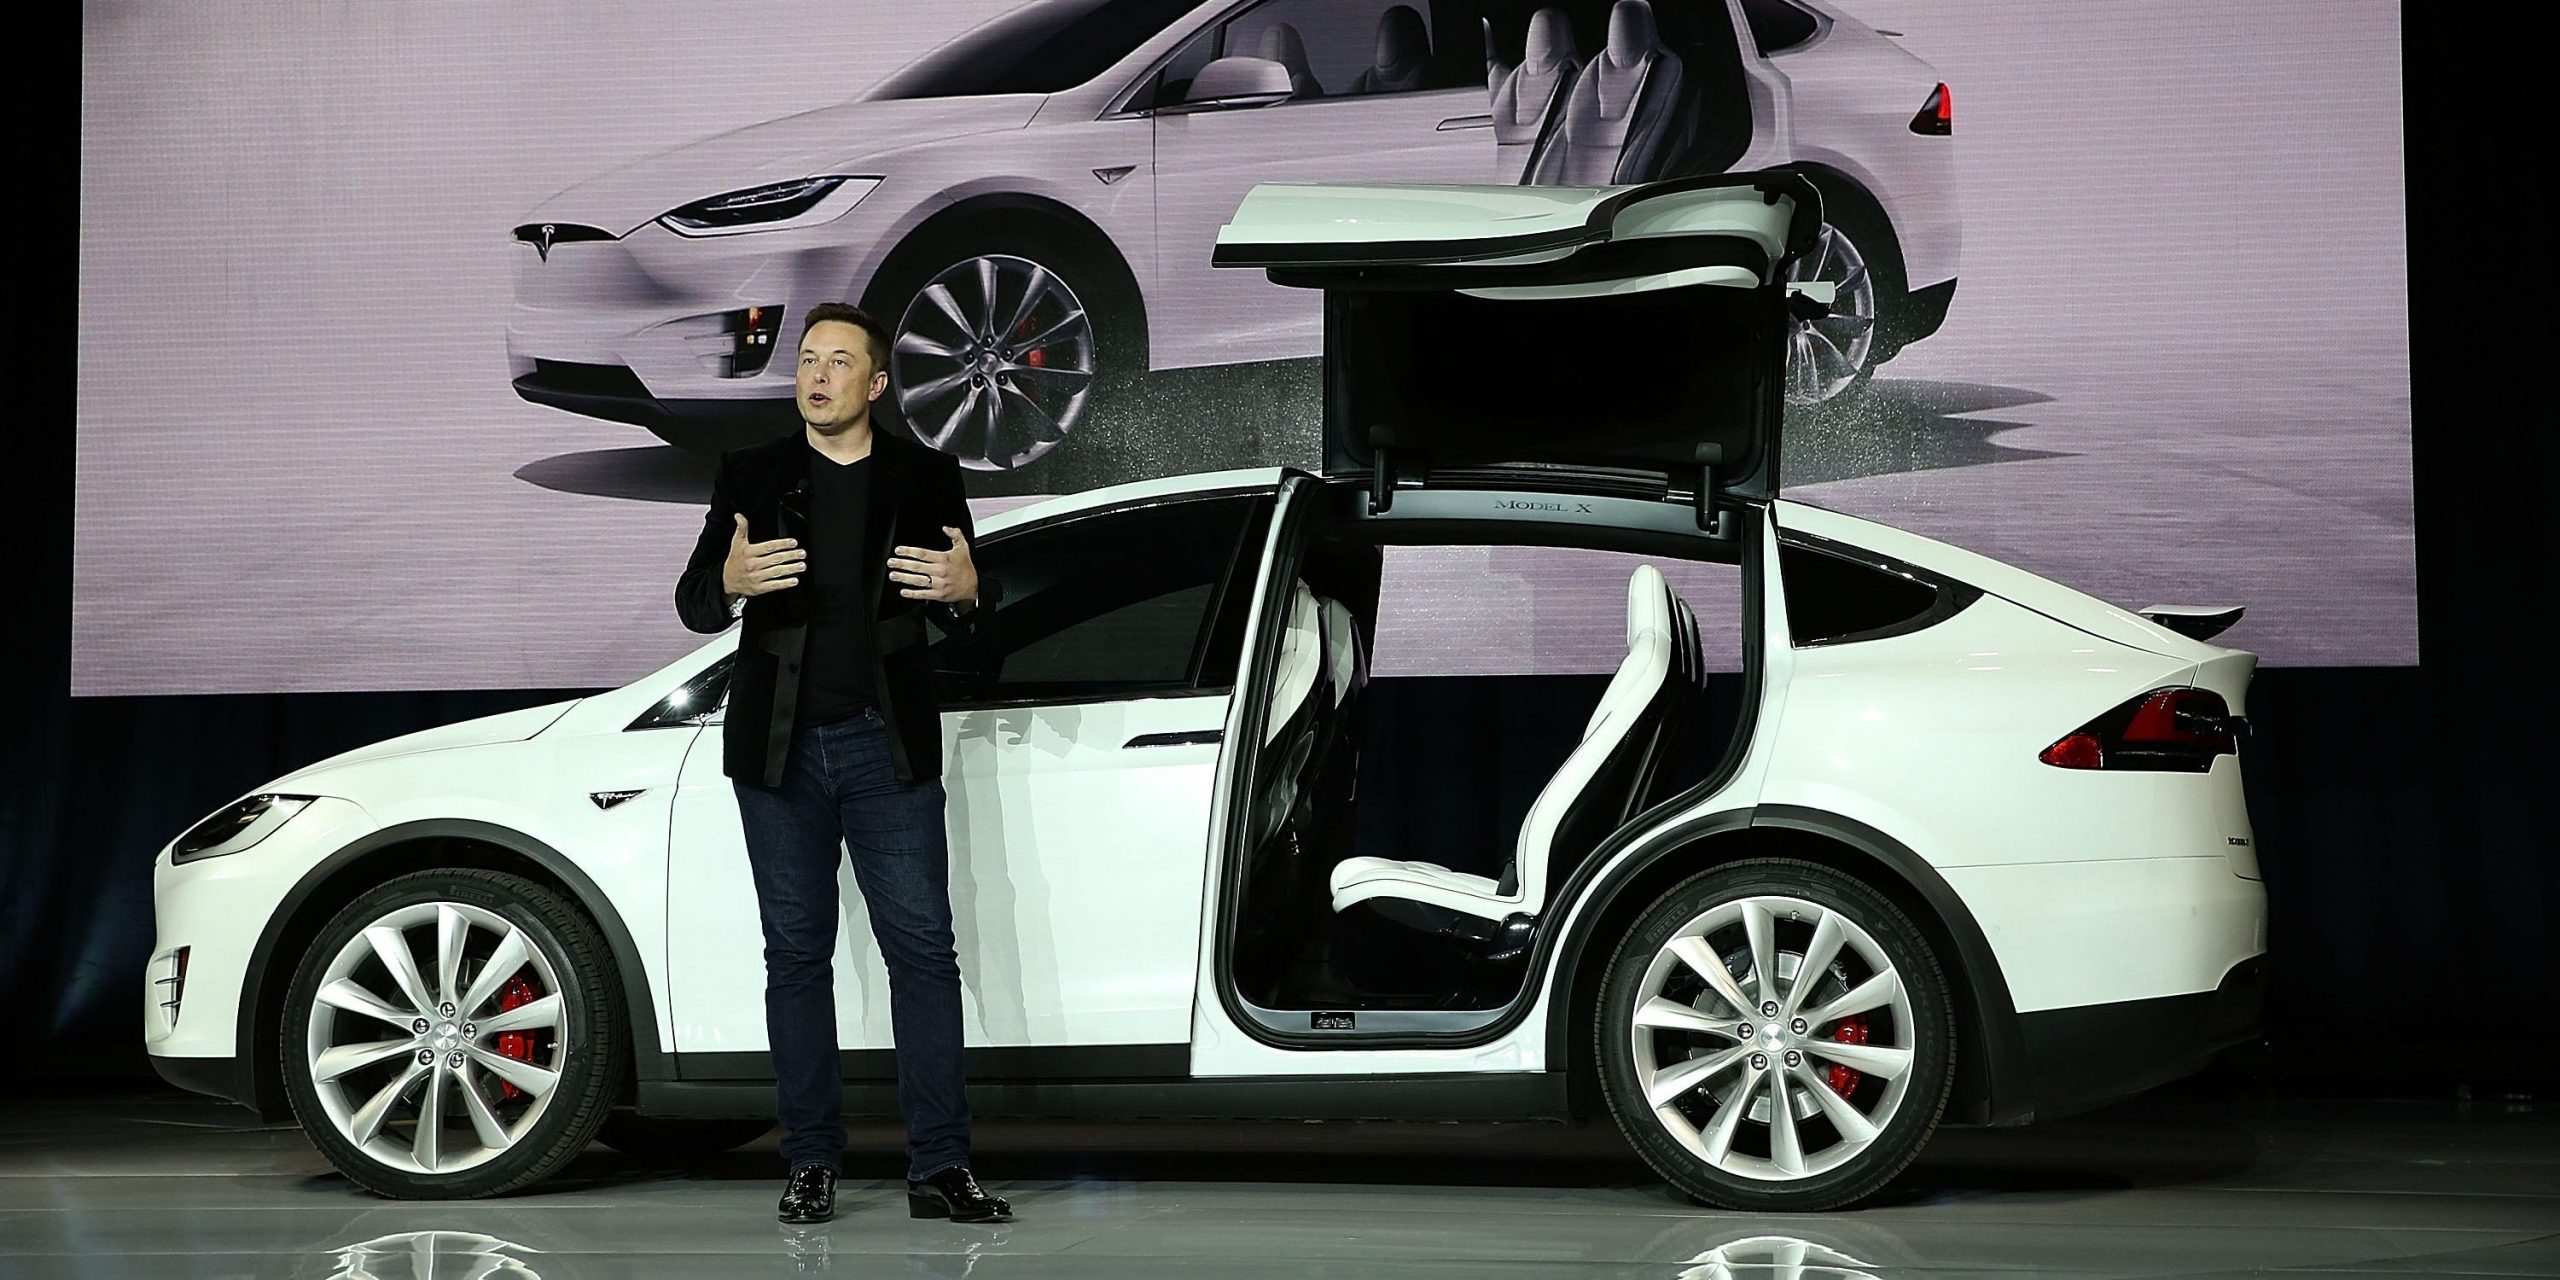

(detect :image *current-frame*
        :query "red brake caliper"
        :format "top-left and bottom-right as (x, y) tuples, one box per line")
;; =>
(1826, 1017), (1870, 1098)
(1016, 315), (1046, 368)
(494, 977), (539, 1102)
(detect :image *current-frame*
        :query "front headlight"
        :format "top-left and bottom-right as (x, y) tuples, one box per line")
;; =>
(658, 176), (881, 238)
(172, 794), (314, 865)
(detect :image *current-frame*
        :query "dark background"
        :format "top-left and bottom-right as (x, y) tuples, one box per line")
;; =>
(8, 5), (2550, 1093)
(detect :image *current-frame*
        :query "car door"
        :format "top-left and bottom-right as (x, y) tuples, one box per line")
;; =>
(1146, 0), (1497, 369)
(663, 488), (1276, 1076)
(1188, 173), (1813, 1073)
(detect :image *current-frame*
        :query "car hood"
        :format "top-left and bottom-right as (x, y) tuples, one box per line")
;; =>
(273, 699), (582, 787)
(521, 95), (1046, 236)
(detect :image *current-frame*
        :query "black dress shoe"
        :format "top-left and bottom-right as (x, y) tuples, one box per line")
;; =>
(907, 1165), (1013, 1223)
(777, 1164), (838, 1224)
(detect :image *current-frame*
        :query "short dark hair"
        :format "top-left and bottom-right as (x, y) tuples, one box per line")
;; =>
(801, 302), (890, 371)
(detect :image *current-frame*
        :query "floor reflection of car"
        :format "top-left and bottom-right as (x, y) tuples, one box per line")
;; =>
(165, 177), (2226, 1214)
(506, 0), (1956, 488)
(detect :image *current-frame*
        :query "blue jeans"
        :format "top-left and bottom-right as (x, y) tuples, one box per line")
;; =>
(732, 707), (970, 1179)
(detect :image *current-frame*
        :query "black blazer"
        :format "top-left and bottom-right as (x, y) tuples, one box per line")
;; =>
(675, 429), (983, 788)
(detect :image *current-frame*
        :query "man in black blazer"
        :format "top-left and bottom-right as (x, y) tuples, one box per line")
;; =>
(675, 303), (1011, 1226)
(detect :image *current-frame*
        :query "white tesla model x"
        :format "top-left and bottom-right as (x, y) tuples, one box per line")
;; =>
(506, 0), (1957, 482)
(160, 174), (2250, 1212)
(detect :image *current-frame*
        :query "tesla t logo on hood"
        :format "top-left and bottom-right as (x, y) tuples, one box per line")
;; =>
(534, 224), (558, 262)
(589, 789), (645, 810)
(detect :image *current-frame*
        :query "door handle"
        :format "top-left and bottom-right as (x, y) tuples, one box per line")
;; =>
(1436, 114), (1494, 131)
(1123, 730), (1225, 749)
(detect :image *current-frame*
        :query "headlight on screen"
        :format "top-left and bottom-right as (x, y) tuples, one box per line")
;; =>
(172, 794), (314, 865)
(659, 176), (881, 237)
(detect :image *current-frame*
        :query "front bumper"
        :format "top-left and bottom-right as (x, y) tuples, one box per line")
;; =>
(2015, 956), (2266, 1121)
(150, 1051), (259, 1109)
(506, 218), (876, 430)
(145, 796), (377, 1111)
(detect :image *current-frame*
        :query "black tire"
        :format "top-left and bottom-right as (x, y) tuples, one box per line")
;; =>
(280, 869), (628, 1199)
(1594, 858), (1953, 1212)
(861, 215), (1145, 493)
(596, 1114), (772, 1159)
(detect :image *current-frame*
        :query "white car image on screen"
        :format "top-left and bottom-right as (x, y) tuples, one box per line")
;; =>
(507, 0), (1957, 477)
(166, 177), (2231, 1214)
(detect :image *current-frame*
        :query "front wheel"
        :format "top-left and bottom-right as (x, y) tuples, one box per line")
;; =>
(1595, 858), (1953, 1211)
(865, 223), (1142, 475)
(281, 869), (627, 1198)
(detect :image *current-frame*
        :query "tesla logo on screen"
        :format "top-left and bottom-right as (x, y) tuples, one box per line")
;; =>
(535, 224), (558, 262)
(1493, 498), (1595, 515)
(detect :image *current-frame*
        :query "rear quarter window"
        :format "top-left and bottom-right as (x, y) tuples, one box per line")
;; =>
(1779, 541), (1972, 646)
(1738, 0), (1820, 54)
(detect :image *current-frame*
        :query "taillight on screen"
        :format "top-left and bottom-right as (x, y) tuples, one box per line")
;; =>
(1910, 83), (1951, 136)
(2039, 688), (2245, 772)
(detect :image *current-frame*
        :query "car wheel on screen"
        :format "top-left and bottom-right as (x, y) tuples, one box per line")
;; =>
(281, 868), (627, 1199)
(1784, 218), (1886, 406)
(1595, 858), (1954, 1212)
(865, 222), (1142, 473)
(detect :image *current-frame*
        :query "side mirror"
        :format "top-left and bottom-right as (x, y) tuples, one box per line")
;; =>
(1172, 56), (1296, 111)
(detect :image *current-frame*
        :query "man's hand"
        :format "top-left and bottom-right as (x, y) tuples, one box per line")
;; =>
(890, 526), (978, 607)
(721, 513), (804, 600)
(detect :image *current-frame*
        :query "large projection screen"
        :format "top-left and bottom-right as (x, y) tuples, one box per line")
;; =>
(76, 0), (2410, 694)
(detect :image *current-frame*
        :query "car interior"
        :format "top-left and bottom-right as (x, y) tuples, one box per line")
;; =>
(1156, 0), (1752, 194)
(1483, 0), (1753, 184)
(1230, 519), (1749, 1015)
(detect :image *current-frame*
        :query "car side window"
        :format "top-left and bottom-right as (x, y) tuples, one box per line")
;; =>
(1215, 0), (1482, 100)
(1779, 541), (1970, 647)
(1737, 0), (1820, 55)
(932, 495), (1270, 705)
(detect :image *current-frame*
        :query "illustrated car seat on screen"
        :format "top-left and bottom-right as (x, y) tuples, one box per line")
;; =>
(1489, 9), (1583, 184)
(1347, 5), (1434, 95)
(1254, 22), (1325, 99)
(1530, 0), (1693, 185)
(1329, 565), (1696, 954)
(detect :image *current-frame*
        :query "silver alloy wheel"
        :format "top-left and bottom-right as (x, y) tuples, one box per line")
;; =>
(1629, 894), (1916, 1183)
(304, 901), (570, 1177)
(1783, 223), (1878, 404)
(890, 253), (1098, 470)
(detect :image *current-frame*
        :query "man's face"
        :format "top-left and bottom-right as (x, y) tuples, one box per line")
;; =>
(797, 320), (887, 430)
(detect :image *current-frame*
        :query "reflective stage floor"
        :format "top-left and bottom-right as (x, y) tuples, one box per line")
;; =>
(2, 1082), (2552, 1278)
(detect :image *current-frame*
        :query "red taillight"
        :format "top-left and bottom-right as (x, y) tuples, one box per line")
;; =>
(2040, 688), (2243, 771)
(1910, 83), (1951, 136)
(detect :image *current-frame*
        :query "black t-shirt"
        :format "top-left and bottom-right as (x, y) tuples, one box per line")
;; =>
(797, 446), (878, 726)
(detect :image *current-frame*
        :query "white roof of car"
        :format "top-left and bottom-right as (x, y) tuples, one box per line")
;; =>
(975, 467), (1289, 537)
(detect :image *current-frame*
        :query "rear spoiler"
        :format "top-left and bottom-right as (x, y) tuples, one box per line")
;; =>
(2137, 604), (2244, 641)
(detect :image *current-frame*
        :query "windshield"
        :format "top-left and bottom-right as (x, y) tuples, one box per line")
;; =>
(869, 0), (1210, 100)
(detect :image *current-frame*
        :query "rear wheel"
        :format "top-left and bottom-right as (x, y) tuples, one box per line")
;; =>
(281, 869), (626, 1198)
(1784, 219), (1883, 405)
(1595, 858), (1953, 1211)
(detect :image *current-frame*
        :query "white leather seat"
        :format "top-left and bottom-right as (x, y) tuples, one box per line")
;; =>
(1490, 8), (1583, 184)
(1330, 564), (1682, 924)
(1264, 582), (1324, 746)
(1544, 0), (1687, 185)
